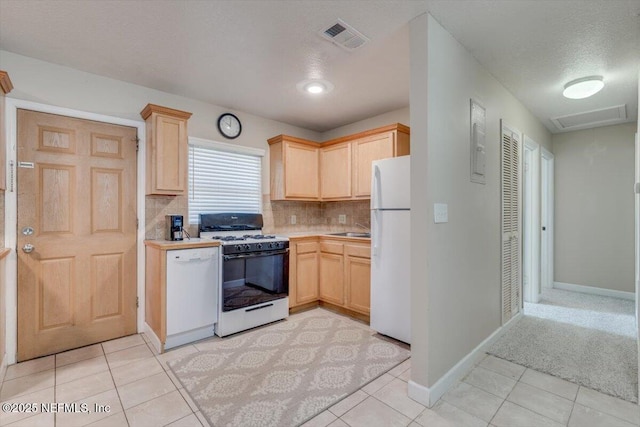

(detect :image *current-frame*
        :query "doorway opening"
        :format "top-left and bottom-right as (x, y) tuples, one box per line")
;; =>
(497, 129), (638, 403)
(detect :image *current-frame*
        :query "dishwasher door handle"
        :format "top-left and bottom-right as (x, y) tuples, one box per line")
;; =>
(173, 255), (211, 262)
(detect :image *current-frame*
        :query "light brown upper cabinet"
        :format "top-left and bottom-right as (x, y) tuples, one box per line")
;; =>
(269, 124), (409, 201)
(320, 142), (351, 199)
(140, 104), (192, 196)
(269, 135), (320, 200)
(352, 127), (410, 198)
(0, 71), (13, 191)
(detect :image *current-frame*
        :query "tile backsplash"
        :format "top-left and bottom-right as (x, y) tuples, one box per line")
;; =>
(262, 195), (370, 234)
(145, 194), (371, 240)
(145, 195), (195, 240)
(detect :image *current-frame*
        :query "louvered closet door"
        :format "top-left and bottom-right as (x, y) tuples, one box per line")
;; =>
(501, 121), (522, 324)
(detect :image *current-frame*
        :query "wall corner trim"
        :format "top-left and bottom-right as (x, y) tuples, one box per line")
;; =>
(407, 313), (523, 408)
(553, 282), (634, 301)
(0, 354), (7, 384)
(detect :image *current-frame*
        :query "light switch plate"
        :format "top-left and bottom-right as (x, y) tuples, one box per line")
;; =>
(338, 214), (347, 224)
(434, 203), (448, 223)
(290, 215), (296, 225)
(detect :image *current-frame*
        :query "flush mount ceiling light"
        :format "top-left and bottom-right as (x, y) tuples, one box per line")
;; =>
(296, 79), (334, 95)
(305, 82), (325, 94)
(562, 76), (604, 99)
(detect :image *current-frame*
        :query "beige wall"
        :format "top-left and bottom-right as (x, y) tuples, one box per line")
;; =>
(553, 123), (636, 292)
(319, 107), (410, 141)
(409, 14), (551, 389)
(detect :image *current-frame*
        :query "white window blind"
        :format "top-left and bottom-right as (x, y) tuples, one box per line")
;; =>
(188, 141), (262, 224)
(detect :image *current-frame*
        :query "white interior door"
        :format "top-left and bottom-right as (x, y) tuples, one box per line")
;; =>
(501, 121), (522, 324)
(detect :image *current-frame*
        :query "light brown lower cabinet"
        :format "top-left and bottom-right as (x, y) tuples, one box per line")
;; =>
(319, 248), (344, 305)
(290, 236), (371, 317)
(290, 239), (319, 306)
(345, 245), (371, 315)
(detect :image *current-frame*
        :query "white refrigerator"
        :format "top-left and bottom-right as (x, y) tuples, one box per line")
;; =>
(370, 155), (411, 344)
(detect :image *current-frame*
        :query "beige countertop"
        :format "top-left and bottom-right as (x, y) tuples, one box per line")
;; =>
(285, 231), (371, 242)
(144, 239), (221, 250)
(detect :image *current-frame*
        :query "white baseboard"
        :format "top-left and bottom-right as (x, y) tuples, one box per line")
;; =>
(553, 281), (634, 301)
(408, 313), (523, 407)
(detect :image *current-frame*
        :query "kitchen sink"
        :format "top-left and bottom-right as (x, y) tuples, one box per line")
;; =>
(327, 232), (371, 238)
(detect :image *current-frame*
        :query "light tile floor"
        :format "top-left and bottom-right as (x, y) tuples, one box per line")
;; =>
(1, 308), (638, 426)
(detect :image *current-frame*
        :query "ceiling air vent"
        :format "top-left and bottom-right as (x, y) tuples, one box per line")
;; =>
(319, 19), (369, 50)
(551, 104), (627, 132)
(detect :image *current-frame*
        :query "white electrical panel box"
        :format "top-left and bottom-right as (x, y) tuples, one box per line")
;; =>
(470, 99), (486, 184)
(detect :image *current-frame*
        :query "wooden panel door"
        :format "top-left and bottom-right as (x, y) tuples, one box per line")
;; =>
(284, 142), (319, 198)
(320, 143), (351, 199)
(319, 252), (344, 305)
(17, 110), (137, 361)
(352, 131), (395, 198)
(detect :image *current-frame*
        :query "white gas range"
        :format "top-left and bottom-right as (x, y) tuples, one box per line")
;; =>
(199, 213), (289, 337)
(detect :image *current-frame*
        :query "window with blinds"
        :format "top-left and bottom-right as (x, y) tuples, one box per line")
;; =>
(188, 139), (263, 224)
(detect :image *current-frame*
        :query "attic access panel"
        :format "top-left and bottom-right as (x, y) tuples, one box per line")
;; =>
(551, 105), (627, 132)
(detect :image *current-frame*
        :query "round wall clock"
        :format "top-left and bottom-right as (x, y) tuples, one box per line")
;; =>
(217, 113), (242, 139)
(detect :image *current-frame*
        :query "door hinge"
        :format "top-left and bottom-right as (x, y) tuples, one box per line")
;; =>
(136, 218), (139, 229)
(136, 297), (139, 308)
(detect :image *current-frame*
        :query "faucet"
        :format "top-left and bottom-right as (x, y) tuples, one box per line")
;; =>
(355, 222), (369, 230)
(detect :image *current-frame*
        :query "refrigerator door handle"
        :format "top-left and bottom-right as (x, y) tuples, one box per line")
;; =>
(372, 209), (380, 256)
(372, 164), (382, 210)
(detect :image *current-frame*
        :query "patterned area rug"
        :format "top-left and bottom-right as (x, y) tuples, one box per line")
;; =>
(168, 311), (410, 426)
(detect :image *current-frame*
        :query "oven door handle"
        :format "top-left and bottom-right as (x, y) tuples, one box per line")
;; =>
(223, 249), (289, 260)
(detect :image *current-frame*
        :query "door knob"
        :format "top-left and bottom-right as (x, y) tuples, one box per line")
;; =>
(22, 244), (35, 253)
(22, 226), (34, 236)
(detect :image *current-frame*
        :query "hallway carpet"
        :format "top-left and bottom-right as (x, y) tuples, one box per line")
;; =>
(488, 289), (637, 403)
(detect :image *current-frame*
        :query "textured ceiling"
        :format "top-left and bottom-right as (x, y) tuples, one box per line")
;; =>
(426, 0), (640, 133)
(0, 0), (638, 133)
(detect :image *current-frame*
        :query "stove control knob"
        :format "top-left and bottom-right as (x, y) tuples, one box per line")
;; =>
(235, 245), (242, 251)
(244, 244), (251, 250)
(268, 242), (274, 249)
(257, 243), (263, 249)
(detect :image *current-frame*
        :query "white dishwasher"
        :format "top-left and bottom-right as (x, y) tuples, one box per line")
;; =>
(165, 246), (219, 349)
